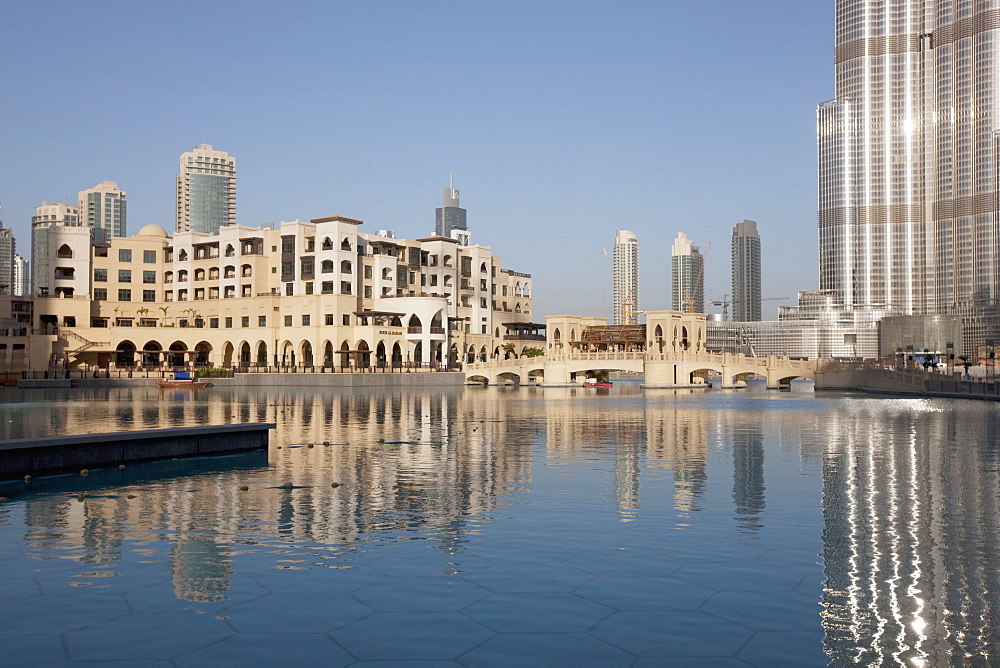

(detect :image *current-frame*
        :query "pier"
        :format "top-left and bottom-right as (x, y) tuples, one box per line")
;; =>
(0, 423), (275, 480)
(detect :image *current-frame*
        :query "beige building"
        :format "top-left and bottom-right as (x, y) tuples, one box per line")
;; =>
(26, 215), (534, 374)
(79, 180), (127, 242)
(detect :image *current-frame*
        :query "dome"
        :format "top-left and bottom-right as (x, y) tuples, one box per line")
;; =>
(135, 224), (169, 238)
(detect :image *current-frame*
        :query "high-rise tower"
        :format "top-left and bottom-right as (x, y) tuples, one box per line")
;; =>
(79, 180), (126, 242)
(176, 144), (236, 234)
(0, 221), (14, 295)
(671, 232), (704, 314)
(818, 1), (1000, 316)
(613, 228), (639, 325)
(732, 220), (761, 322)
(435, 173), (467, 240)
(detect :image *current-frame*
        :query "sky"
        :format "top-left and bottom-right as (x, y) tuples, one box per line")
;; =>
(1, 0), (832, 320)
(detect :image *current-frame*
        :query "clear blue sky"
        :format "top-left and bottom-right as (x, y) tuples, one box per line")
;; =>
(1, 0), (832, 320)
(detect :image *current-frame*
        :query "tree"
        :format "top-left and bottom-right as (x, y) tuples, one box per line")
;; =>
(523, 347), (544, 358)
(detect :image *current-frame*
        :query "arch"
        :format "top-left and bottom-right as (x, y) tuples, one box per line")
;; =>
(222, 342), (234, 368)
(178, 269), (189, 282)
(413, 340), (423, 365)
(141, 340), (162, 368)
(164, 270), (173, 284)
(449, 343), (458, 367)
(493, 346), (502, 359)
(169, 340), (187, 367)
(444, 275), (453, 287)
(515, 281), (522, 296)
(382, 267), (392, 280)
(480, 345), (488, 362)
(321, 260), (334, 273)
(322, 237), (333, 251)
(356, 339), (370, 368)
(495, 327), (500, 338)
(515, 303), (522, 313)
(194, 268), (205, 281)
(391, 342), (403, 367)
(225, 244), (235, 257)
(280, 340), (295, 367)
(224, 265), (236, 279)
(467, 344), (476, 363)
(443, 254), (453, 267)
(57, 244), (73, 259)
(178, 249), (188, 261)
(256, 341), (268, 367)
(341, 237), (352, 251)
(116, 340), (136, 367)
(480, 262), (488, 274)
(301, 340), (314, 367)
(241, 264), (252, 277)
(239, 341), (251, 367)
(407, 314), (422, 331)
(430, 310), (444, 332)
(324, 340), (334, 367)
(681, 326), (690, 351)
(194, 341), (212, 366)
(376, 341), (387, 368)
(209, 267), (219, 280)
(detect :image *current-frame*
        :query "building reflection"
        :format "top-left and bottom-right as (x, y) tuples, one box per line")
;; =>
(8, 386), (774, 602)
(820, 404), (1000, 663)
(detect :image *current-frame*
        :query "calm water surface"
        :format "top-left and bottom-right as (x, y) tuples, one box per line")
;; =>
(1, 382), (998, 665)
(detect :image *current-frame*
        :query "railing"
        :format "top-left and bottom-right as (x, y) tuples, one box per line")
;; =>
(504, 334), (545, 341)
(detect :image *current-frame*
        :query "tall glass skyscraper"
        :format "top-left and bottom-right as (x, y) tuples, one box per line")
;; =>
(434, 175), (467, 239)
(79, 180), (126, 242)
(818, 0), (1000, 317)
(176, 144), (236, 234)
(671, 232), (704, 314)
(732, 220), (761, 321)
(613, 228), (639, 325)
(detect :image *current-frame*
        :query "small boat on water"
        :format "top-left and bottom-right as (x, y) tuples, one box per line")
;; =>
(158, 371), (211, 389)
(584, 380), (613, 388)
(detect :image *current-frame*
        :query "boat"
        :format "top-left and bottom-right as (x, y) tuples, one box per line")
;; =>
(584, 380), (613, 388)
(158, 371), (211, 389)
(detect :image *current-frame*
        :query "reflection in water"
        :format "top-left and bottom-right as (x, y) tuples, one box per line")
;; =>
(5, 387), (1000, 663)
(820, 401), (1000, 663)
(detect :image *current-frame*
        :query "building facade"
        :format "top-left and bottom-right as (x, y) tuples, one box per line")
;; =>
(731, 219), (761, 322)
(613, 228), (639, 325)
(671, 232), (704, 314)
(79, 180), (127, 242)
(176, 144), (236, 235)
(31, 201), (83, 298)
(13, 254), (28, 296)
(434, 177), (467, 240)
(29, 216), (533, 373)
(0, 222), (14, 295)
(818, 1), (1000, 317)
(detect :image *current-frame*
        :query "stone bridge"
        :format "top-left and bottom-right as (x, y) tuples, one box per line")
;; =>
(464, 311), (816, 388)
(464, 350), (816, 388)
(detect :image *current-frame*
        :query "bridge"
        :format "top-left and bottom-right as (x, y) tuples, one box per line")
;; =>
(464, 311), (817, 388)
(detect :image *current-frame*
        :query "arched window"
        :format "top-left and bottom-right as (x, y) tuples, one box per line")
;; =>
(194, 268), (205, 281)
(322, 237), (333, 250)
(224, 265), (236, 279)
(225, 244), (235, 257)
(177, 269), (189, 282)
(178, 249), (188, 261)
(57, 244), (73, 259)
(341, 237), (352, 251)
(321, 260), (334, 273)
(209, 267), (219, 280)
(241, 264), (251, 278)
(480, 262), (488, 274)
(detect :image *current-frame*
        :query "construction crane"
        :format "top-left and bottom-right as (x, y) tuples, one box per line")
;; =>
(683, 241), (710, 314)
(708, 295), (789, 320)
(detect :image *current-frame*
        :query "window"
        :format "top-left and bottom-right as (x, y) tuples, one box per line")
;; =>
(210, 318), (219, 328)
(118, 270), (131, 283)
(143, 270), (156, 284)
(225, 317), (233, 328)
(285, 283), (294, 296)
(142, 290), (155, 302)
(322, 281), (334, 294)
(304, 282), (313, 295)
(119, 249), (132, 262)
(281, 261), (294, 277)
(284, 315), (292, 326)
(364, 285), (372, 298)
(94, 288), (107, 301)
(242, 316), (249, 327)
(118, 289), (132, 301)
(94, 268), (107, 282)
(341, 260), (352, 273)
(301, 258), (314, 276)
(364, 265), (372, 279)
(342, 314), (351, 325)
(322, 260), (334, 273)
(302, 315), (310, 326)
(143, 250), (156, 263)
(325, 314), (334, 326)
(281, 237), (295, 254)
(259, 316), (267, 327)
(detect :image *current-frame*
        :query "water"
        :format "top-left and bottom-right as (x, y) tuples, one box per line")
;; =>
(1, 382), (999, 665)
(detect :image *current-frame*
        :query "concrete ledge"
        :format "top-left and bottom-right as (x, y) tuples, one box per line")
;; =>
(0, 423), (275, 480)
